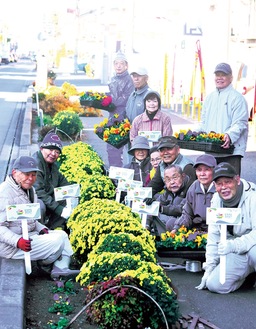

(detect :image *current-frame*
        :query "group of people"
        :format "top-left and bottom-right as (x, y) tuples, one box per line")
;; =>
(108, 54), (256, 294)
(0, 52), (255, 294)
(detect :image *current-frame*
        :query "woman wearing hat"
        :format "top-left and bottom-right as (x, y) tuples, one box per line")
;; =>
(123, 135), (151, 186)
(129, 90), (173, 144)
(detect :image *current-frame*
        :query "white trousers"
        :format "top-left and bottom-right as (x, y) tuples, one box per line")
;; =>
(12, 230), (74, 265)
(206, 245), (256, 294)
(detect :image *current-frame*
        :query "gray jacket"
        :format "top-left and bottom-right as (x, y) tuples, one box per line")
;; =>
(200, 84), (248, 156)
(173, 180), (215, 230)
(0, 175), (45, 258)
(125, 84), (151, 123)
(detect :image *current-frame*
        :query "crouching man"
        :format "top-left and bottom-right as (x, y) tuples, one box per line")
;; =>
(196, 162), (256, 293)
(0, 156), (79, 280)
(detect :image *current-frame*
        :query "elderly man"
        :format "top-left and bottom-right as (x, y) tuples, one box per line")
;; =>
(32, 132), (71, 230)
(199, 63), (248, 174)
(123, 66), (151, 165)
(196, 162), (256, 294)
(0, 156), (79, 279)
(144, 136), (196, 202)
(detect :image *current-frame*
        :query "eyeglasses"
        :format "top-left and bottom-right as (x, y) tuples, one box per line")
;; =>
(150, 157), (161, 163)
(164, 175), (181, 183)
(48, 149), (60, 156)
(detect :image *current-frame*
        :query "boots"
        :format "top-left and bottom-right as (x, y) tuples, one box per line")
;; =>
(51, 255), (80, 280)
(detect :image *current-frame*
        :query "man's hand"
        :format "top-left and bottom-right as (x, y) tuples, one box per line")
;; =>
(61, 207), (72, 219)
(17, 238), (32, 252)
(221, 133), (231, 149)
(218, 240), (235, 255)
(143, 198), (154, 205)
(39, 228), (49, 235)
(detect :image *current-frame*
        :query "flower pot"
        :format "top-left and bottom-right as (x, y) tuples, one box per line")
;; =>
(177, 140), (234, 154)
(157, 246), (205, 261)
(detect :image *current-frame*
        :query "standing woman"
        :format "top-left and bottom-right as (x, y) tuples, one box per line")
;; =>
(129, 90), (173, 144)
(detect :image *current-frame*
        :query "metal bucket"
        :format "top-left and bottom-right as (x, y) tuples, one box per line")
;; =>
(185, 260), (202, 272)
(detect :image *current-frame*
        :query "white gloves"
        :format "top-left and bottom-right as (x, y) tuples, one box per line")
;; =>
(61, 207), (72, 219)
(218, 240), (235, 255)
(195, 270), (211, 290)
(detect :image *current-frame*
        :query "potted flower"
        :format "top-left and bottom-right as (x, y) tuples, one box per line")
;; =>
(94, 114), (131, 149)
(80, 90), (116, 112)
(156, 226), (207, 259)
(174, 129), (235, 154)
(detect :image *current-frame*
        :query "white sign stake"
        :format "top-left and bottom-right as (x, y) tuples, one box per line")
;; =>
(219, 225), (227, 284)
(21, 219), (31, 275)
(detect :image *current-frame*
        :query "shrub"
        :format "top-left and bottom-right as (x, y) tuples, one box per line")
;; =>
(52, 111), (83, 139)
(39, 95), (82, 117)
(85, 264), (179, 328)
(67, 198), (146, 261)
(58, 142), (105, 183)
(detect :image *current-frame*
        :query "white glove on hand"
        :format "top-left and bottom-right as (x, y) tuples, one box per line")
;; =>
(195, 271), (211, 290)
(218, 240), (235, 255)
(61, 207), (72, 219)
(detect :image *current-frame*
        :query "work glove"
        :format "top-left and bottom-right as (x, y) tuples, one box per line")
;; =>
(195, 270), (211, 290)
(61, 207), (72, 219)
(39, 228), (49, 235)
(218, 240), (235, 255)
(143, 198), (155, 206)
(17, 237), (32, 252)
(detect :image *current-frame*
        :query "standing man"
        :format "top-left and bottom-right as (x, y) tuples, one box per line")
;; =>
(123, 66), (151, 165)
(200, 62), (248, 175)
(107, 51), (134, 167)
(196, 162), (256, 294)
(32, 132), (71, 231)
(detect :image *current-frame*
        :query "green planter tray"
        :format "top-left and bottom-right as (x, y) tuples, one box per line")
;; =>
(177, 140), (234, 154)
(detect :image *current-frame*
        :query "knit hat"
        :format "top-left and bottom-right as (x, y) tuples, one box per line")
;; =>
(13, 156), (41, 173)
(194, 154), (217, 168)
(113, 50), (127, 63)
(214, 63), (232, 75)
(40, 132), (63, 153)
(213, 162), (237, 181)
(128, 136), (150, 155)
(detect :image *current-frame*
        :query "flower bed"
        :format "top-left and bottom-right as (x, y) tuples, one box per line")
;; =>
(94, 115), (131, 149)
(175, 129), (235, 154)
(80, 91), (116, 112)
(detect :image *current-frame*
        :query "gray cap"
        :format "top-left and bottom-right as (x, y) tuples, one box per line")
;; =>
(213, 162), (237, 181)
(214, 63), (232, 75)
(157, 136), (178, 150)
(194, 154), (217, 168)
(128, 136), (150, 155)
(113, 50), (127, 63)
(13, 156), (41, 173)
(130, 67), (148, 76)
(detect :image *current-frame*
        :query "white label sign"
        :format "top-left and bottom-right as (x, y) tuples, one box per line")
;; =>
(117, 179), (143, 192)
(127, 187), (152, 201)
(54, 184), (80, 201)
(132, 199), (160, 216)
(6, 203), (41, 221)
(109, 166), (134, 180)
(206, 208), (241, 225)
(138, 131), (162, 142)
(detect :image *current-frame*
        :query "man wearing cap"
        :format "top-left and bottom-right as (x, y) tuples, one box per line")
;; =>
(199, 62), (248, 175)
(123, 66), (151, 165)
(32, 132), (71, 230)
(169, 154), (217, 232)
(196, 162), (256, 294)
(144, 136), (196, 203)
(0, 156), (80, 279)
(125, 66), (151, 123)
(107, 50), (134, 167)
